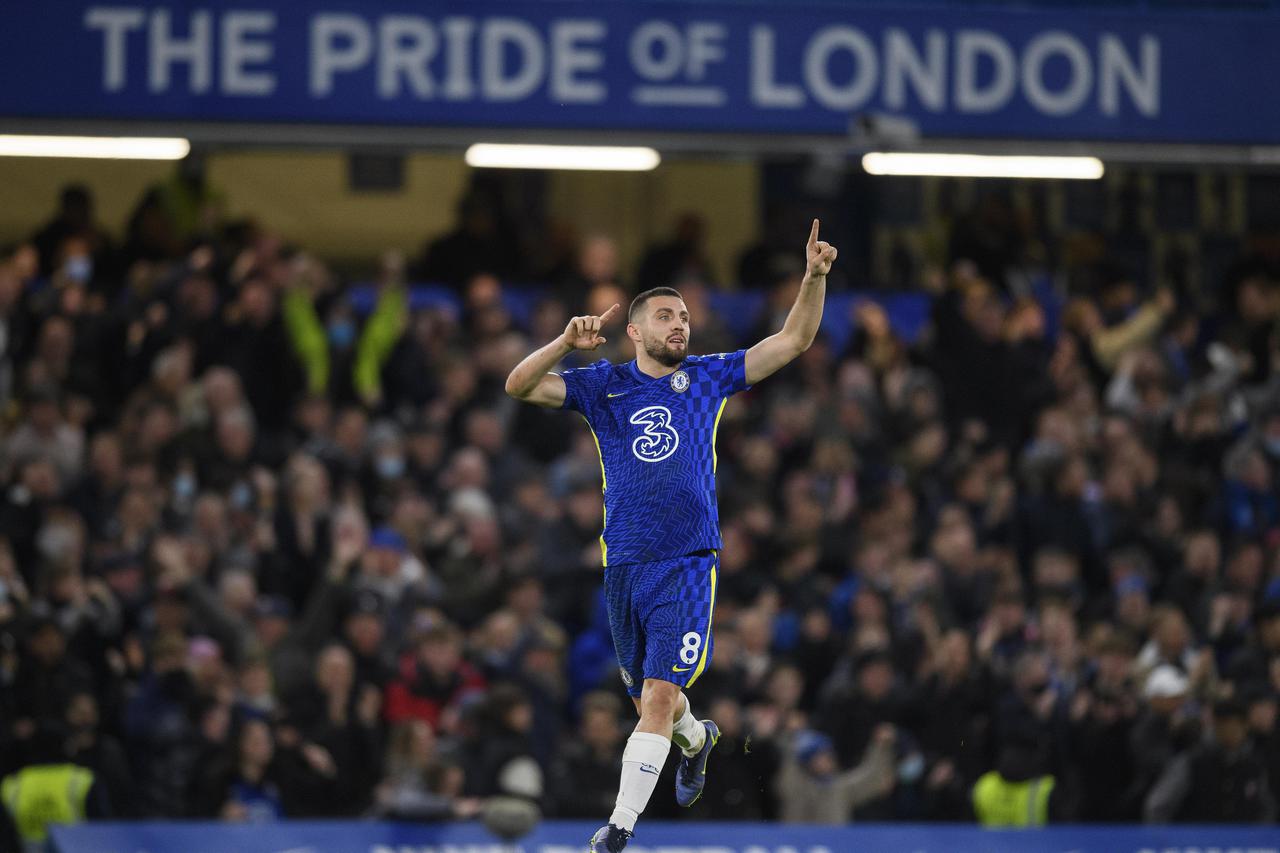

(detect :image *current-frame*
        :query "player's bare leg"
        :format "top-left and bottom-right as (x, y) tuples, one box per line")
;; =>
(591, 680), (682, 852)
(629, 690), (711, 760)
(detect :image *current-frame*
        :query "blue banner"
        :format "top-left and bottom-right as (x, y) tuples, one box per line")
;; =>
(50, 819), (1280, 853)
(2, 1), (1279, 143)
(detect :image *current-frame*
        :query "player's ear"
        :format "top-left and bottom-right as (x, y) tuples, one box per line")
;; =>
(627, 322), (641, 343)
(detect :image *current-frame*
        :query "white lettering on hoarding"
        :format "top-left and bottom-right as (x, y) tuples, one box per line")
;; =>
(804, 26), (879, 110)
(441, 17), (476, 100)
(954, 29), (1017, 112)
(310, 13), (371, 96)
(220, 12), (276, 96)
(148, 8), (211, 93)
(884, 27), (946, 111)
(631, 20), (685, 81)
(751, 25), (805, 107)
(1021, 31), (1092, 115)
(377, 16), (437, 99)
(482, 18), (544, 100)
(550, 19), (606, 103)
(80, 7), (1162, 122)
(84, 7), (144, 91)
(1100, 33), (1159, 116)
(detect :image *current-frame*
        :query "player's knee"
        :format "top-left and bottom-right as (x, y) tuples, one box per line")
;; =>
(639, 679), (680, 720)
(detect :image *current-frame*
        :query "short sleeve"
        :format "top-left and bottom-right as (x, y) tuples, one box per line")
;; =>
(558, 359), (612, 414)
(702, 349), (751, 397)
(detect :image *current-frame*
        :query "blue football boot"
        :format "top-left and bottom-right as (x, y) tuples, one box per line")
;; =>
(588, 824), (633, 852)
(675, 719), (720, 807)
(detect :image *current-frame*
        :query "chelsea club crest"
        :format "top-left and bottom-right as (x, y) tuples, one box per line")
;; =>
(670, 370), (690, 393)
(620, 668), (634, 688)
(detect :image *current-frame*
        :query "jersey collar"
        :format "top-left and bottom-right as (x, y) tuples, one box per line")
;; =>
(628, 359), (687, 383)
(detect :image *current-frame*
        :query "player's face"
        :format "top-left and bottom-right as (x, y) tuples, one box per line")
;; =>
(632, 296), (690, 367)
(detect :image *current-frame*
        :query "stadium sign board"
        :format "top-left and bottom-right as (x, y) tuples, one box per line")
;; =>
(2, 0), (1279, 144)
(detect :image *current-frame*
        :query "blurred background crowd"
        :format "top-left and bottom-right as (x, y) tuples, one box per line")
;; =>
(1, 165), (1279, 839)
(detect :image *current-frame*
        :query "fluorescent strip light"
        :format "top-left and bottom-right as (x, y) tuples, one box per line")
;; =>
(862, 152), (1104, 180)
(0, 135), (191, 160)
(466, 143), (660, 171)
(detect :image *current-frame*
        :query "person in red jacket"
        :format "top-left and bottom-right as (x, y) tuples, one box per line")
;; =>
(385, 622), (485, 730)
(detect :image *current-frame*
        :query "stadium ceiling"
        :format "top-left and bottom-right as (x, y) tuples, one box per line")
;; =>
(4, 118), (1280, 167)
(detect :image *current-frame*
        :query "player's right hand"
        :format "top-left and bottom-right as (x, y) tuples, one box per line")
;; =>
(562, 302), (620, 350)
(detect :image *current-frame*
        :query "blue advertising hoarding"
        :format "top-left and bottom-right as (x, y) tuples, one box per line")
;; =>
(1, 0), (1278, 143)
(50, 819), (1280, 853)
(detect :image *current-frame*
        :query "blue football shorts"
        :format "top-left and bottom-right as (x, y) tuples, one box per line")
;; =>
(604, 549), (718, 698)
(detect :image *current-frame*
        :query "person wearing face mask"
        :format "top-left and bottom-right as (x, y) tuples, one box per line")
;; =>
(59, 253), (93, 288)
(374, 451), (406, 482)
(777, 725), (895, 824)
(30, 186), (114, 284)
(315, 305), (360, 406)
(363, 422), (408, 521)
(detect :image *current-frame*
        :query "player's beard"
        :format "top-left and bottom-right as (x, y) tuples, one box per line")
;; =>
(645, 336), (686, 367)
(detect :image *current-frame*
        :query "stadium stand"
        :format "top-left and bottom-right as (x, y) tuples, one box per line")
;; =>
(0, 173), (1278, 847)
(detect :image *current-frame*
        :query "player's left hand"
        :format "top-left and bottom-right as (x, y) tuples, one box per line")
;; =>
(806, 219), (838, 276)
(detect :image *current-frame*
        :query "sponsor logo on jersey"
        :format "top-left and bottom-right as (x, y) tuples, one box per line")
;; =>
(630, 406), (679, 462)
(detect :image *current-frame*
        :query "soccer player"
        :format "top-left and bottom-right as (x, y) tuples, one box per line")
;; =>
(505, 221), (838, 851)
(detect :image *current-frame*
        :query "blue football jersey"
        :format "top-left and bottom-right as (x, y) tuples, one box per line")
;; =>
(559, 351), (751, 566)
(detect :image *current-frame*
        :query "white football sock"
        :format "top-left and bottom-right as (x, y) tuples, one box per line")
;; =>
(671, 695), (707, 757)
(608, 731), (671, 832)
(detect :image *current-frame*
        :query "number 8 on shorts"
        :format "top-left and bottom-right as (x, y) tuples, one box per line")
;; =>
(680, 631), (702, 665)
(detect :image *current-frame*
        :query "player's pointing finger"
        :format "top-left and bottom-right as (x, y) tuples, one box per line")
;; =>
(599, 303), (621, 324)
(808, 218), (820, 250)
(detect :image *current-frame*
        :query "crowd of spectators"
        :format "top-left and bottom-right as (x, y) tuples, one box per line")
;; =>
(1, 172), (1279, 837)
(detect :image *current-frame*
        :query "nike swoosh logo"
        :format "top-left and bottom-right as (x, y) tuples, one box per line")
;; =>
(607, 391), (629, 398)
(672, 665), (693, 672)
(639, 764), (660, 775)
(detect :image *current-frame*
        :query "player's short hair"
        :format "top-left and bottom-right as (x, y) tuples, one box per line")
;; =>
(628, 286), (684, 323)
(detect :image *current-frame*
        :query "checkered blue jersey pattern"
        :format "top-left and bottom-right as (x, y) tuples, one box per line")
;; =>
(559, 351), (749, 566)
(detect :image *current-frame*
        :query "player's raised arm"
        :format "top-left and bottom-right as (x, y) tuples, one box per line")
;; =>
(505, 303), (621, 407)
(744, 219), (837, 385)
